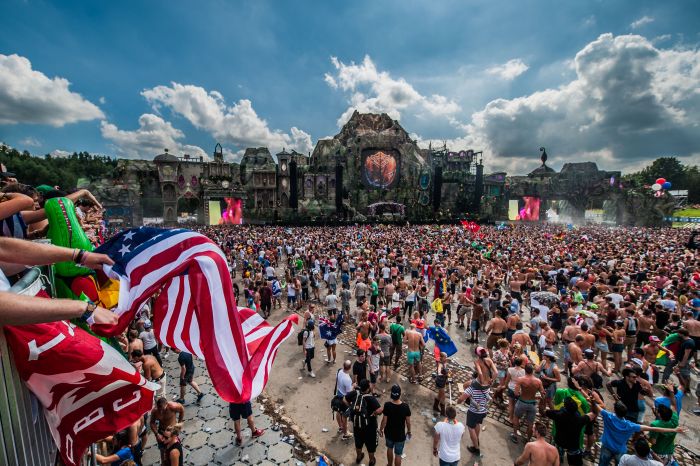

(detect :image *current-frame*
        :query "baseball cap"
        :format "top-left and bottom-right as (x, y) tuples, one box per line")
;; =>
(390, 384), (402, 400)
(649, 335), (661, 343)
(475, 346), (488, 357)
(543, 350), (557, 360)
(631, 358), (644, 367)
(583, 349), (594, 358)
(144, 319), (152, 329)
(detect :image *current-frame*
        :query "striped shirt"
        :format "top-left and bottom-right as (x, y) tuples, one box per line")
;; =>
(0, 213), (27, 239)
(465, 381), (491, 414)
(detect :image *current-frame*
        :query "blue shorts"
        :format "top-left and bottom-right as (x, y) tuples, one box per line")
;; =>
(385, 438), (406, 455)
(470, 320), (480, 331)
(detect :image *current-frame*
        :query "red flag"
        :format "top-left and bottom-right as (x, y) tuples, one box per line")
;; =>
(4, 318), (157, 466)
(94, 228), (297, 403)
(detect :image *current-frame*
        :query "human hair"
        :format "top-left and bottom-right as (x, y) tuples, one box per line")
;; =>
(356, 349), (365, 357)
(513, 357), (523, 366)
(581, 323), (589, 332)
(515, 322), (523, 330)
(534, 422), (547, 437)
(575, 335), (584, 342)
(563, 397), (578, 413)
(613, 401), (628, 418)
(445, 405), (457, 420)
(156, 397), (168, 408)
(498, 338), (509, 348)
(677, 328), (689, 337)
(395, 314), (402, 323)
(524, 364), (534, 375)
(657, 404), (673, 422)
(131, 349), (143, 358)
(633, 438), (651, 457)
(165, 422), (183, 437)
(621, 367), (634, 378)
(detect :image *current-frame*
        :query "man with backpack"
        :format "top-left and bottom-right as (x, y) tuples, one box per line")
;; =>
(344, 379), (382, 466)
(331, 360), (354, 441)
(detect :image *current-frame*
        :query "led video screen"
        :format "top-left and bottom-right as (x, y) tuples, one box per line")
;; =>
(361, 148), (400, 190)
(209, 197), (243, 225)
(508, 197), (541, 221)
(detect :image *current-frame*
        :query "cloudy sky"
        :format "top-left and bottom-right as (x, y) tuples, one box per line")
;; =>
(1, 0), (699, 174)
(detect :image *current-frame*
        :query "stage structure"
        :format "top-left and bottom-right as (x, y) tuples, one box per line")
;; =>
(92, 112), (500, 225)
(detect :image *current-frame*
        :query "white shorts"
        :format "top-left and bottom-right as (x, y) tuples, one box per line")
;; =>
(325, 339), (338, 346)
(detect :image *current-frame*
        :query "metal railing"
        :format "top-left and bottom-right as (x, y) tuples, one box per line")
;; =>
(0, 267), (57, 466)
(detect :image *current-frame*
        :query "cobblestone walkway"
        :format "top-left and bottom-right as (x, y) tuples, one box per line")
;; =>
(141, 353), (307, 466)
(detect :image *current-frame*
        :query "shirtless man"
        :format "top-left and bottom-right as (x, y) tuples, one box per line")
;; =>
(132, 349), (167, 398)
(580, 323), (596, 351)
(636, 309), (656, 350)
(684, 312), (700, 364)
(512, 364), (546, 443)
(567, 335), (585, 376)
(150, 397), (184, 465)
(514, 422), (560, 466)
(506, 308), (521, 342)
(485, 309), (508, 355)
(511, 322), (533, 351)
(405, 324), (425, 383)
(561, 316), (581, 361)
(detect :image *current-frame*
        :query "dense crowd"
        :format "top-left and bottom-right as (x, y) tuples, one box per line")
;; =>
(194, 223), (698, 466)
(1, 160), (699, 466)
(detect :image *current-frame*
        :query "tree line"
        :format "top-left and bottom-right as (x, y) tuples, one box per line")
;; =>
(0, 145), (117, 189)
(622, 157), (700, 204)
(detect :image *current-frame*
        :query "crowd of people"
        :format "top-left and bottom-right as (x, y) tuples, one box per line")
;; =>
(195, 222), (699, 466)
(1, 162), (699, 465)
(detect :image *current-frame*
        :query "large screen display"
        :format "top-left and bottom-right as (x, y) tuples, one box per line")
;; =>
(508, 197), (541, 221)
(361, 148), (400, 190)
(209, 197), (243, 225)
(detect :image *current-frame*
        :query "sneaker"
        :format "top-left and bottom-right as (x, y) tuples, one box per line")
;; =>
(196, 393), (204, 402)
(309, 372), (316, 378)
(341, 433), (353, 440)
(176, 398), (185, 404)
(251, 428), (265, 438)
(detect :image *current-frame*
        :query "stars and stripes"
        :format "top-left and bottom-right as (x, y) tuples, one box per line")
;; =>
(94, 227), (298, 403)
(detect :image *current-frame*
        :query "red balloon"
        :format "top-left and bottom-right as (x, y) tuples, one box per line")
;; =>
(656, 178), (666, 185)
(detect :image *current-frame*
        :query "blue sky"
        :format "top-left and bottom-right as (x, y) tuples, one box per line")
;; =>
(1, 0), (699, 174)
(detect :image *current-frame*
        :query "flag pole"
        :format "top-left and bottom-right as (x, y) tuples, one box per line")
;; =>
(90, 444), (97, 466)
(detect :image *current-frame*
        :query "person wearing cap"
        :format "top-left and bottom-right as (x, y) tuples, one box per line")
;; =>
(140, 318), (162, 366)
(344, 379), (382, 466)
(572, 348), (610, 389)
(0, 163), (18, 186)
(379, 384), (411, 466)
(536, 349), (561, 413)
(642, 335), (672, 371)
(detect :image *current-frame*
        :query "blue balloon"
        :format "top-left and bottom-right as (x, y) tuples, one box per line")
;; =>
(662, 181), (672, 190)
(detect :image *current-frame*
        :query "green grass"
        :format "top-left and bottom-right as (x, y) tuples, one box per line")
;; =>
(673, 208), (700, 217)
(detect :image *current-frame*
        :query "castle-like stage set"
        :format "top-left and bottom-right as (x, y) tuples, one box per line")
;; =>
(90, 112), (671, 226)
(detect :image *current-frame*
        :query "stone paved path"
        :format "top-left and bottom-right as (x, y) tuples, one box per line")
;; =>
(140, 352), (308, 466)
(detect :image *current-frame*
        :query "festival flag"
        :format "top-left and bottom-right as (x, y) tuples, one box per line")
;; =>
(423, 325), (458, 357)
(93, 227), (298, 403)
(318, 313), (344, 341)
(4, 294), (158, 466)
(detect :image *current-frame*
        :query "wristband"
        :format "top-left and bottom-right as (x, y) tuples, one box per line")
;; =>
(82, 302), (97, 325)
(75, 250), (86, 264)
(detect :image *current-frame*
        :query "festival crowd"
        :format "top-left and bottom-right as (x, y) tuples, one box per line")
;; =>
(0, 161), (699, 466)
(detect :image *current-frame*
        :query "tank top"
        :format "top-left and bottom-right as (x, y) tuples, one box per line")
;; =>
(507, 367), (525, 390)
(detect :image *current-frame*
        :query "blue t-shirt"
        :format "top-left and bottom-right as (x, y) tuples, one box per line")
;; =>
(600, 409), (641, 454)
(112, 447), (134, 466)
(653, 391), (683, 415)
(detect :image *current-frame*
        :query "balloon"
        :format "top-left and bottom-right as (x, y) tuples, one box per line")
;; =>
(651, 183), (662, 191)
(655, 178), (666, 185)
(662, 181), (672, 190)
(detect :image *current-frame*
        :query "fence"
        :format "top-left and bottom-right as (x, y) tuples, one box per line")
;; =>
(0, 267), (57, 466)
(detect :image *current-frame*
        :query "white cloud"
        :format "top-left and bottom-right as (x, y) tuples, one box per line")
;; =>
(100, 113), (208, 160)
(50, 149), (72, 158)
(325, 55), (461, 127)
(0, 54), (103, 126)
(99, 96), (107, 105)
(631, 16), (654, 29)
(141, 83), (313, 155)
(19, 137), (41, 147)
(417, 33), (700, 174)
(485, 59), (529, 81)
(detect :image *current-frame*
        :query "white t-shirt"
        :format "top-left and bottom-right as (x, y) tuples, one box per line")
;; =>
(139, 330), (157, 350)
(0, 268), (11, 292)
(434, 421), (465, 463)
(336, 370), (353, 396)
(303, 329), (315, 349)
(618, 454), (663, 466)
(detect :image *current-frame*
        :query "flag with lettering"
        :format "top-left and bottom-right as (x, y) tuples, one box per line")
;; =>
(4, 311), (157, 466)
(93, 227), (298, 402)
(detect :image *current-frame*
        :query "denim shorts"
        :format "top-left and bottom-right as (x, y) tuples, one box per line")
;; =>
(385, 438), (406, 455)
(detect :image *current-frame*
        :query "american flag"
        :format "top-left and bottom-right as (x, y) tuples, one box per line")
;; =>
(3, 292), (158, 466)
(94, 227), (298, 402)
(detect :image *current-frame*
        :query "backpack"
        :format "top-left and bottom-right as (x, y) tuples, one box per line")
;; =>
(297, 330), (305, 346)
(351, 392), (371, 430)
